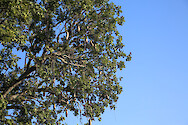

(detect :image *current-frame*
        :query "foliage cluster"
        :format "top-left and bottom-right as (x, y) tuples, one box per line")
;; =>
(0, 0), (131, 124)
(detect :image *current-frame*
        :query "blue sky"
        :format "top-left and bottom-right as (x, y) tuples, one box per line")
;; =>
(89, 0), (188, 125)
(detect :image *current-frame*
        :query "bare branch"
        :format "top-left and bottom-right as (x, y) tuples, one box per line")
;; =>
(53, 52), (86, 67)
(10, 91), (27, 100)
(26, 58), (32, 71)
(58, 56), (85, 67)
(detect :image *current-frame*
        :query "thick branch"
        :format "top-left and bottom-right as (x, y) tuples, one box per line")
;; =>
(3, 66), (36, 98)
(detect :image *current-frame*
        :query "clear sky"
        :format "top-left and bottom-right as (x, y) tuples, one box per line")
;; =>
(88, 0), (188, 125)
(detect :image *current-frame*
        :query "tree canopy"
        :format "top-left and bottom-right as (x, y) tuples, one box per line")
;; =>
(0, 0), (131, 124)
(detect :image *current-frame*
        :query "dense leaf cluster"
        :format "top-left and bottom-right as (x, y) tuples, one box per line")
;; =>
(0, 0), (131, 124)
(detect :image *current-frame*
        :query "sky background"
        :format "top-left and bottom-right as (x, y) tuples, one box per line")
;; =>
(82, 0), (188, 125)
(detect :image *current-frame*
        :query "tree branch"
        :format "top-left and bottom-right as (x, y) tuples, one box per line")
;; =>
(26, 58), (32, 71)
(3, 66), (36, 98)
(58, 56), (85, 67)
(0, 18), (7, 25)
(9, 91), (27, 100)
(53, 52), (86, 67)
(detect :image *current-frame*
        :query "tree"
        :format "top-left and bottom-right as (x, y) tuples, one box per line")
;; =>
(0, 0), (131, 124)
